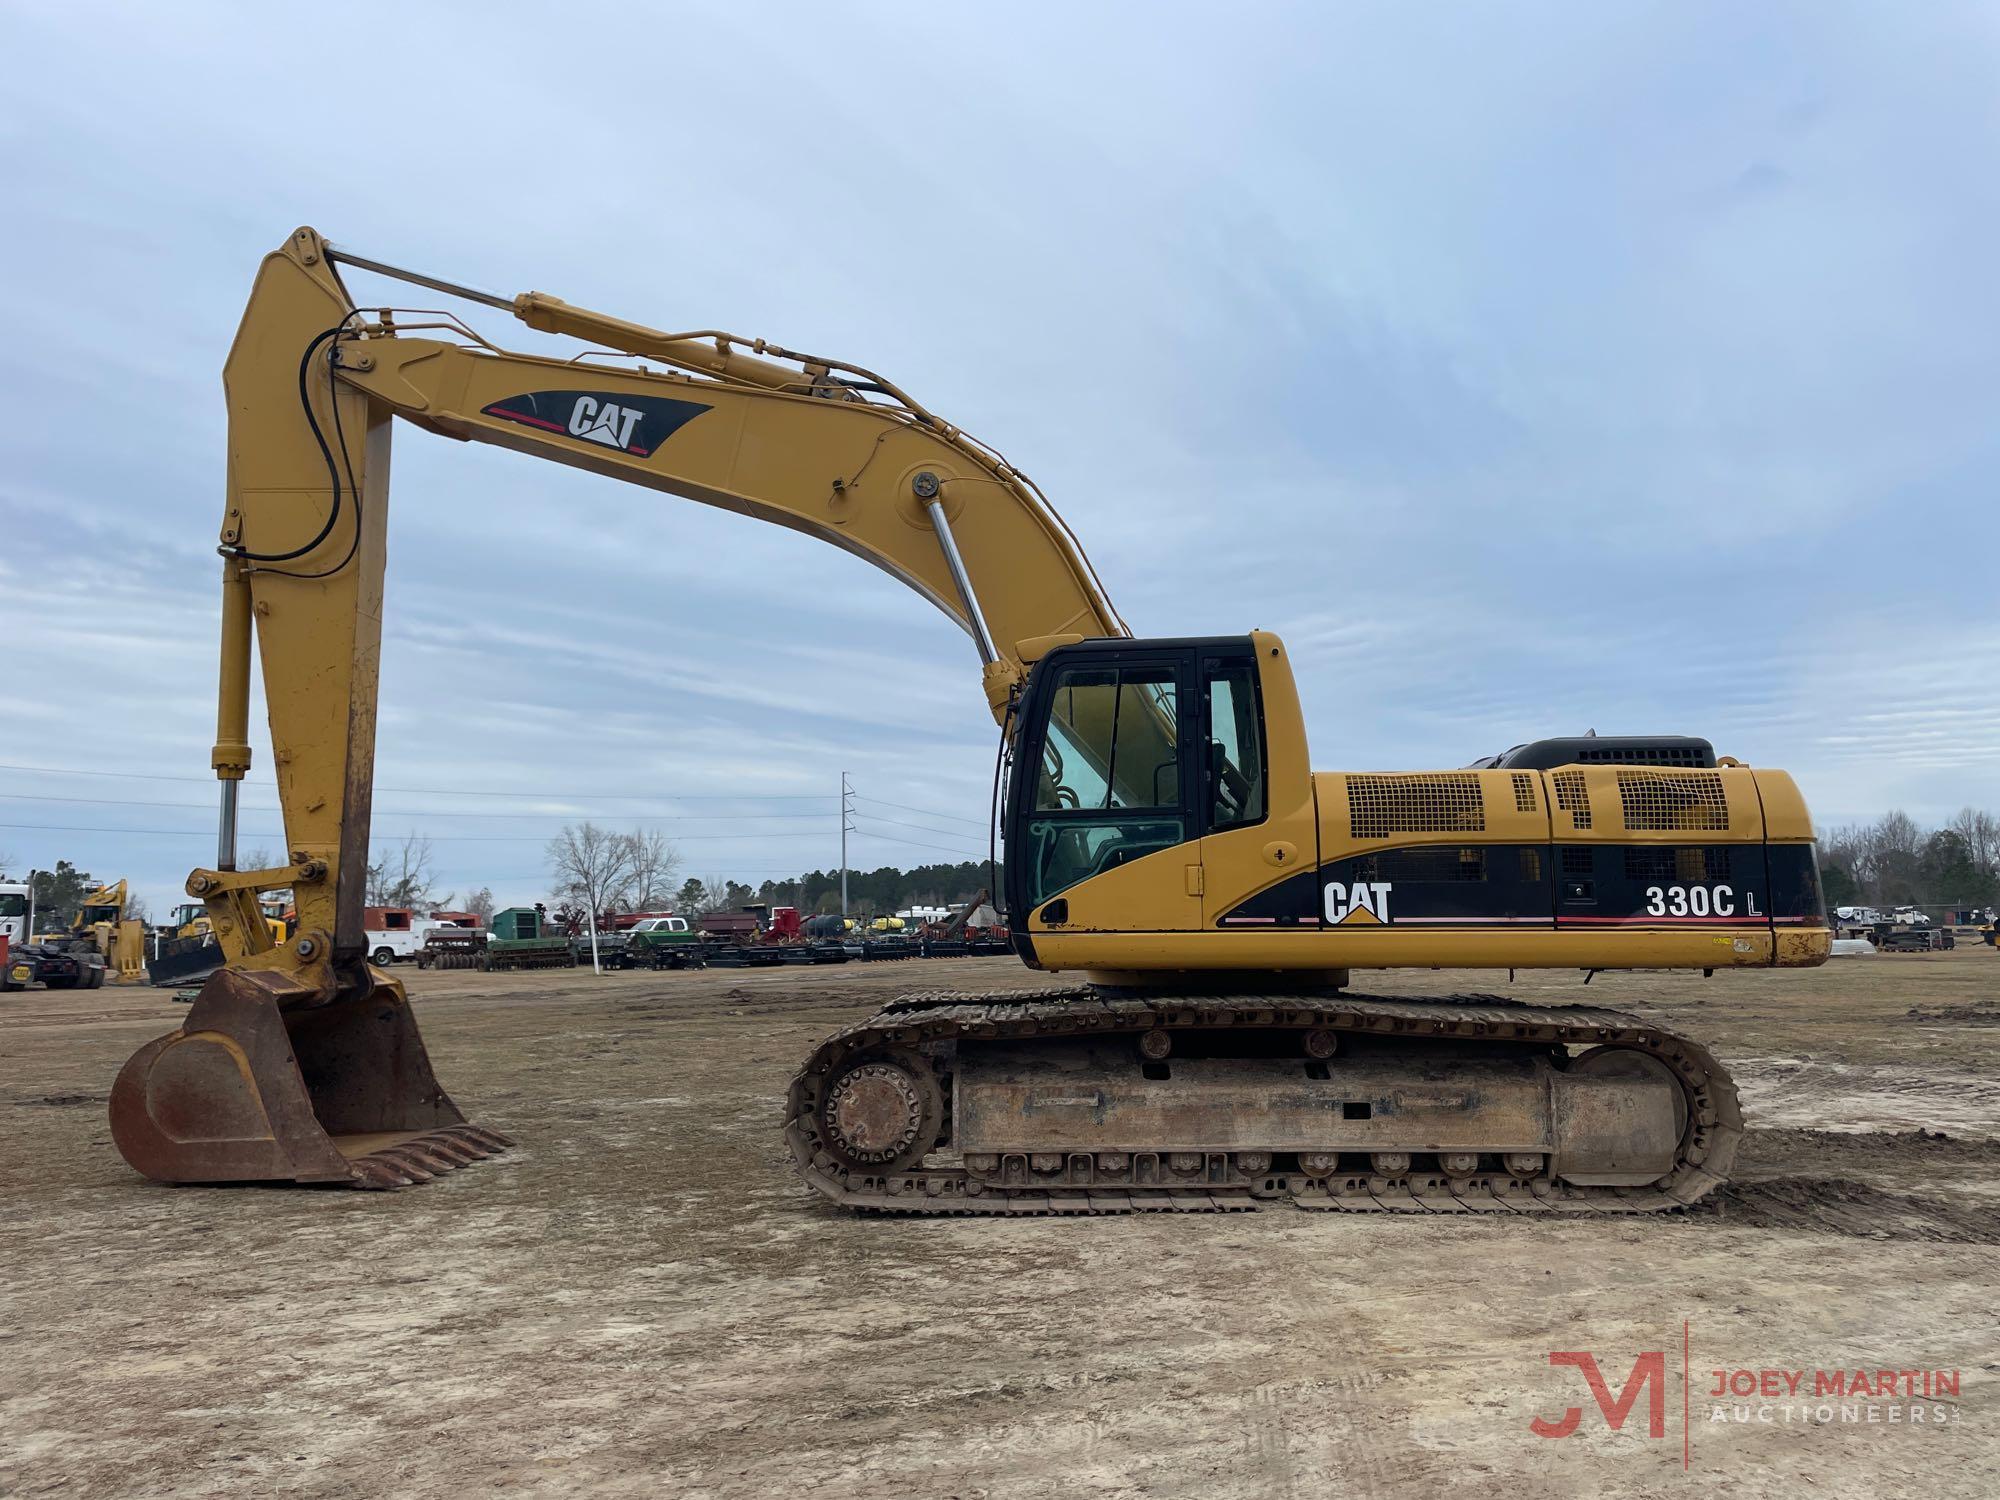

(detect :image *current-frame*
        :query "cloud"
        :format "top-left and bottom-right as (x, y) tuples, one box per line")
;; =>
(2, 2), (1995, 915)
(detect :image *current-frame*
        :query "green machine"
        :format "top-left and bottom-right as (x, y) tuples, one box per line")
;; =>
(486, 908), (575, 972)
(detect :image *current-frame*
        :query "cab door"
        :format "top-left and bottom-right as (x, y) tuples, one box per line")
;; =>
(1006, 644), (1205, 931)
(1199, 634), (1321, 928)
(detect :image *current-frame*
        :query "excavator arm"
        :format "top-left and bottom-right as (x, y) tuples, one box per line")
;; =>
(110, 227), (1126, 1187)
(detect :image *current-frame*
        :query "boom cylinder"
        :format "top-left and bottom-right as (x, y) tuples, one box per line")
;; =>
(926, 497), (1000, 666)
(212, 559), (255, 870)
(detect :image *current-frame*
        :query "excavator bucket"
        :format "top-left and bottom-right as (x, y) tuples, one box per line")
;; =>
(109, 965), (508, 1188)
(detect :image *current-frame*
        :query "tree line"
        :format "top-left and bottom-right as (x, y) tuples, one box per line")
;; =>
(1817, 808), (1998, 912)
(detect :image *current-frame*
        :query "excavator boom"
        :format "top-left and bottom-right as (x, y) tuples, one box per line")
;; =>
(111, 227), (1130, 1188)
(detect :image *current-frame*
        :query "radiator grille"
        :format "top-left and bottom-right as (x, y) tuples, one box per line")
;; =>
(1551, 770), (1592, 830)
(1575, 744), (1710, 766)
(1616, 769), (1730, 832)
(1376, 846), (1487, 882)
(1624, 846), (1735, 882)
(1512, 773), (1538, 813)
(1346, 773), (1485, 840)
(1562, 846), (1595, 877)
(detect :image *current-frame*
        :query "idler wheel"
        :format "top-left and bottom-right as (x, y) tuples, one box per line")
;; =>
(820, 1055), (940, 1170)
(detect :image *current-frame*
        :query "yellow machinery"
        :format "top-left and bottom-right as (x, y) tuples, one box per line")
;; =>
(77, 882), (147, 983)
(13, 880), (146, 987)
(109, 229), (1831, 1208)
(144, 898), (290, 988)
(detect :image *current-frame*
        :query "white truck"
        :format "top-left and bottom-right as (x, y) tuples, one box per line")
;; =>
(0, 881), (29, 951)
(362, 907), (426, 965)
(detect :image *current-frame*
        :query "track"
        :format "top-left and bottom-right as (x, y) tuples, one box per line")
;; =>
(785, 988), (1742, 1215)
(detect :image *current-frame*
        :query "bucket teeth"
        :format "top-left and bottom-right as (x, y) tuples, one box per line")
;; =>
(351, 1159), (412, 1189)
(344, 1126), (511, 1190)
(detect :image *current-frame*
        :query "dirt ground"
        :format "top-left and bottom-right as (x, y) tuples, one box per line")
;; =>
(4, 947), (1998, 1498)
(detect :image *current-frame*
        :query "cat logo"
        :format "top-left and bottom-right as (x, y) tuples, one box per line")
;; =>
(567, 395), (644, 450)
(1325, 880), (1394, 925)
(479, 389), (711, 459)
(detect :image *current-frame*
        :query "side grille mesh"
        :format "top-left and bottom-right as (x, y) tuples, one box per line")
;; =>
(1346, 773), (1485, 840)
(1551, 770), (1592, 830)
(1512, 773), (1538, 813)
(1624, 847), (1734, 881)
(1616, 770), (1730, 831)
(1376, 846), (1487, 882)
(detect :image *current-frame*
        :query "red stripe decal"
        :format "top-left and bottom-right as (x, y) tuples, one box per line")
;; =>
(491, 408), (568, 433)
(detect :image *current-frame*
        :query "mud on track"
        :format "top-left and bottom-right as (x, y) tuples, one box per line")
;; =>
(4, 949), (1998, 1497)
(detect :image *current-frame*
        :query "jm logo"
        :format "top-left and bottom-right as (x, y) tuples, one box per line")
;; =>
(1531, 1351), (1666, 1439)
(568, 395), (644, 450)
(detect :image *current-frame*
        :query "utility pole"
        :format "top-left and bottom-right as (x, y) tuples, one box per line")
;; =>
(840, 772), (855, 919)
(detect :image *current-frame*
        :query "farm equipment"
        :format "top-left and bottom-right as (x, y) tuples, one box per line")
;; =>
(1873, 922), (1952, 953)
(110, 228), (1830, 1208)
(416, 922), (487, 970)
(918, 891), (1010, 957)
(485, 907), (576, 971)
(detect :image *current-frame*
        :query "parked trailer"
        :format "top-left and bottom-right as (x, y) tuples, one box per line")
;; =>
(626, 916), (705, 970)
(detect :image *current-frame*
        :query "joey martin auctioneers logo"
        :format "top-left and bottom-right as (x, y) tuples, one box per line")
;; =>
(1530, 1325), (1961, 1468)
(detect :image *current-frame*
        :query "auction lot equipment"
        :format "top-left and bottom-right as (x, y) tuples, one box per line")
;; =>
(486, 908), (576, 972)
(109, 229), (1831, 1205)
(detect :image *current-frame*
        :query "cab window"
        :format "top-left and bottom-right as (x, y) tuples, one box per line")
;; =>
(1204, 660), (1265, 832)
(1023, 662), (1185, 906)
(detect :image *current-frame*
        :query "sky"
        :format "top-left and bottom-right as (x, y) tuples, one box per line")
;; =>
(2, 3), (1997, 921)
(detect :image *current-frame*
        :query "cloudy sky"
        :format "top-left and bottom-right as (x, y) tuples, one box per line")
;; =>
(3, 3), (1996, 919)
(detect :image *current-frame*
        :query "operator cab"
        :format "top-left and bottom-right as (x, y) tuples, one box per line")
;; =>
(1003, 636), (1268, 923)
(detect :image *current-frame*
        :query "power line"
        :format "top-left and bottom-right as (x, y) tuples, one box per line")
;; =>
(0, 762), (835, 802)
(0, 821), (855, 845)
(0, 792), (838, 824)
(855, 793), (986, 828)
(849, 822), (983, 857)
(0, 765), (989, 829)
(853, 809), (993, 839)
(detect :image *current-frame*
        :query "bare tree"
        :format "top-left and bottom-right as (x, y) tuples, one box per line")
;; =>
(463, 886), (496, 924)
(546, 823), (640, 972)
(367, 834), (449, 911)
(1948, 807), (1999, 877)
(697, 874), (737, 916)
(239, 846), (294, 909)
(628, 828), (683, 911)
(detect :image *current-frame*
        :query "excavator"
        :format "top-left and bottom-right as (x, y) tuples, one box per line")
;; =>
(109, 228), (1831, 1210)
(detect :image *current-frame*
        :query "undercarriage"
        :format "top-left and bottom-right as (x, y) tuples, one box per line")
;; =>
(786, 989), (1741, 1214)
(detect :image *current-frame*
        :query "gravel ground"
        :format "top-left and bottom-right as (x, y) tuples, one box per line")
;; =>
(4, 948), (1997, 1497)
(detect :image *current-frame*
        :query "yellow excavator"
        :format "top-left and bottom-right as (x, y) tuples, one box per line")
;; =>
(109, 228), (1831, 1209)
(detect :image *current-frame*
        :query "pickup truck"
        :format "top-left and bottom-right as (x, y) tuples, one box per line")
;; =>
(626, 915), (704, 970)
